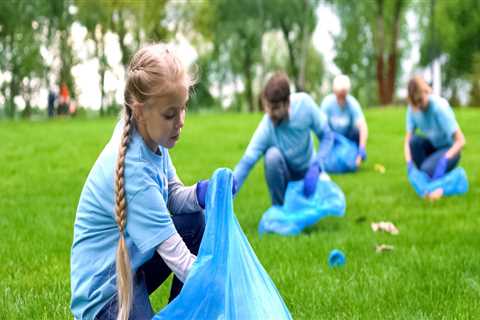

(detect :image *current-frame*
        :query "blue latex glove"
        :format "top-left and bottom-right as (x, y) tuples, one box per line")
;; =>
(196, 177), (239, 209)
(358, 146), (367, 161)
(407, 161), (415, 174)
(196, 180), (209, 209)
(432, 156), (448, 180)
(303, 164), (320, 198)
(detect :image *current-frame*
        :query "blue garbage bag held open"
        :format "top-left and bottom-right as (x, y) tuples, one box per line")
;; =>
(154, 168), (292, 320)
(323, 133), (358, 173)
(408, 166), (468, 197)
(259, 173), (346, 236)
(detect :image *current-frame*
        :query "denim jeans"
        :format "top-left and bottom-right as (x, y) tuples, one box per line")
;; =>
(95, 211), (205, 320)
(409, 135), (460, 178)
(264, 147), (307, 206)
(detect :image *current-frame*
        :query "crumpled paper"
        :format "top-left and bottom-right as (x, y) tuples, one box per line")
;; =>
(371, 221), (399, 235)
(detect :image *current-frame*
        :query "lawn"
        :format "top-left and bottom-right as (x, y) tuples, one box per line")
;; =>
(1, 108), (479, 319)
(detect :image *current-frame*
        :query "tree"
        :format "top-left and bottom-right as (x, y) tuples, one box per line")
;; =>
(331, 0), (410, 106)
(43, 0), (76, 100)
(419, 0), (480, 105)
(188, 0), (264, 112)
(263, 0), (320, 92)
(0, 0), (45, 118)
(76, 0), (112, 115)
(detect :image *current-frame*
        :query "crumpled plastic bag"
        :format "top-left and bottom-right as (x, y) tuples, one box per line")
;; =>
(408, 166), (468, 197)
(154, 168), (292, 320)
(324, 133), (358, 173)
(258, 173), (346, 236)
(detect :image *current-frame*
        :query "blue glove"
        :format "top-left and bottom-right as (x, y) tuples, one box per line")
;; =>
(196, 180), (209, 209)
(358, 146), (367, 161)
(407, 161), (415, 174)
(432, 156), (448, 180)
(303, 164), (320, 197)
(196, 176), (239, 209)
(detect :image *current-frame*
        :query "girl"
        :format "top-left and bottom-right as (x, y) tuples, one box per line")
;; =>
(404, 76), (466, 199)
(70, 44), (213, 320)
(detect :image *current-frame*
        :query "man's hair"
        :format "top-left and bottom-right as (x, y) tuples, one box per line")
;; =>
(262, 72), (290, 104)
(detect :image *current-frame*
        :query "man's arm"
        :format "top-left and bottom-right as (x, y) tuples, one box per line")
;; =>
(233, 117), (271, 190)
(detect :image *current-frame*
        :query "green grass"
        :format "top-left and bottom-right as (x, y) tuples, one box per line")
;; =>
(1, 108), (479, 319)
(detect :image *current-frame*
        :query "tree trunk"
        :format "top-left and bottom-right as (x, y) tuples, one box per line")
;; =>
(95, 28), (107, 116)
(243, 51), (255, 113)
(385, 0), (403, 105)
(280, 21), (301, 91)
(114, 9), (130, 68)
(375, 0), (388, 106)
(7, 34), (19, 118)
(297, 0), (311, 92)
(22, 79), (33, 118)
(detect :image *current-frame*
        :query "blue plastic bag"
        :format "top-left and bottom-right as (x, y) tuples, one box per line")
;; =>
(154, 168), (292, 320)
(323, 133), (358, 173)
(258, 173), (346, 236)
(408, 166), (469, 197)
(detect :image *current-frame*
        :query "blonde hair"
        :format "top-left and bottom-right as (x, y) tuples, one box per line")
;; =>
(333, 74), (351, 93)
(114, 43), (194, 320)
(407, 75), (431, 106)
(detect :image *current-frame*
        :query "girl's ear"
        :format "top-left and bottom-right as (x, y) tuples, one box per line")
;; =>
(132, 102), (145, 122)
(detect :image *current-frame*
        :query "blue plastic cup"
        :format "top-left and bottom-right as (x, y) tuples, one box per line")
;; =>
(328, 249), (345, 267)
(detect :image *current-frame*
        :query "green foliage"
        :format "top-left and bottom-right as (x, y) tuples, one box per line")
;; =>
(419, 0), (480, 97)
(262, 0), (320, 91)
(1, 110), (480, 318)
(331, 0), (411, 105)
(0, 0), (46, 117)
(188, 0), (265, 112)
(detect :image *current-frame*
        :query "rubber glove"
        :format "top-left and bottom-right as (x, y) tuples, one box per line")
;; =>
(303, 164), (320, 197)
(432, 156), (448, 180)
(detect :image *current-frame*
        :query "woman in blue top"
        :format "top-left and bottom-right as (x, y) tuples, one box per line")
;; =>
(70, 44), (225, 320)
(320, 74), (368, 168)
(404, 76), (466, 199)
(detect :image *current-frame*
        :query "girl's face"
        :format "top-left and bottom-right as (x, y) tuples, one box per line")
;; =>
(411, 88), (430, 112)
(137, 83), (189, 150)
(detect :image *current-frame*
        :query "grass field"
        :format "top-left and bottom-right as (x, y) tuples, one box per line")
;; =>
(1, 108), (479, 319)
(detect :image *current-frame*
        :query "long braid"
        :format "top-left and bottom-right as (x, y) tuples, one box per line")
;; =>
(114, 106), (133, 320)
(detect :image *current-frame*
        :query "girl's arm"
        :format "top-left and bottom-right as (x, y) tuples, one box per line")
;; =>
(404, 132), (412, 163)
(156, 232), (195, 283)
(167, 175), (202, 215)
(445, 128), (466, 159)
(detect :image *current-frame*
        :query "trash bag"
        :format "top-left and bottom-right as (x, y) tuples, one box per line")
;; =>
(408, 166), (469, 197)
(258, 173), (346, 236)
(323, 133), (358, 173)
(154, 168), (292, 320)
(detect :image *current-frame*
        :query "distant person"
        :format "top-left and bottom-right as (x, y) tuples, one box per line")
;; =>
(320, 74), (368, 167)
(58, 83), (70, 115)
(47, 87), (56, 118)
(68, 100), (77, 116)
(233, 72), (334, 206)
(404, 76), (466, 196)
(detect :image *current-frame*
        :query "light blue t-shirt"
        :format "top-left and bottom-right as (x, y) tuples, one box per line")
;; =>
(320, 94), (365, 135)
(70, 122), (177, 319)
(406, 94), (459, 148)
(233, 92), (330, 188)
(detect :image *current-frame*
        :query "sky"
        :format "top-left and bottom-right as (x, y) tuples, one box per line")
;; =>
(25, 4), (446, 110)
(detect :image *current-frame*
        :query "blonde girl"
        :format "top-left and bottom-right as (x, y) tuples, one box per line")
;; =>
(70, 44), (215, 320)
